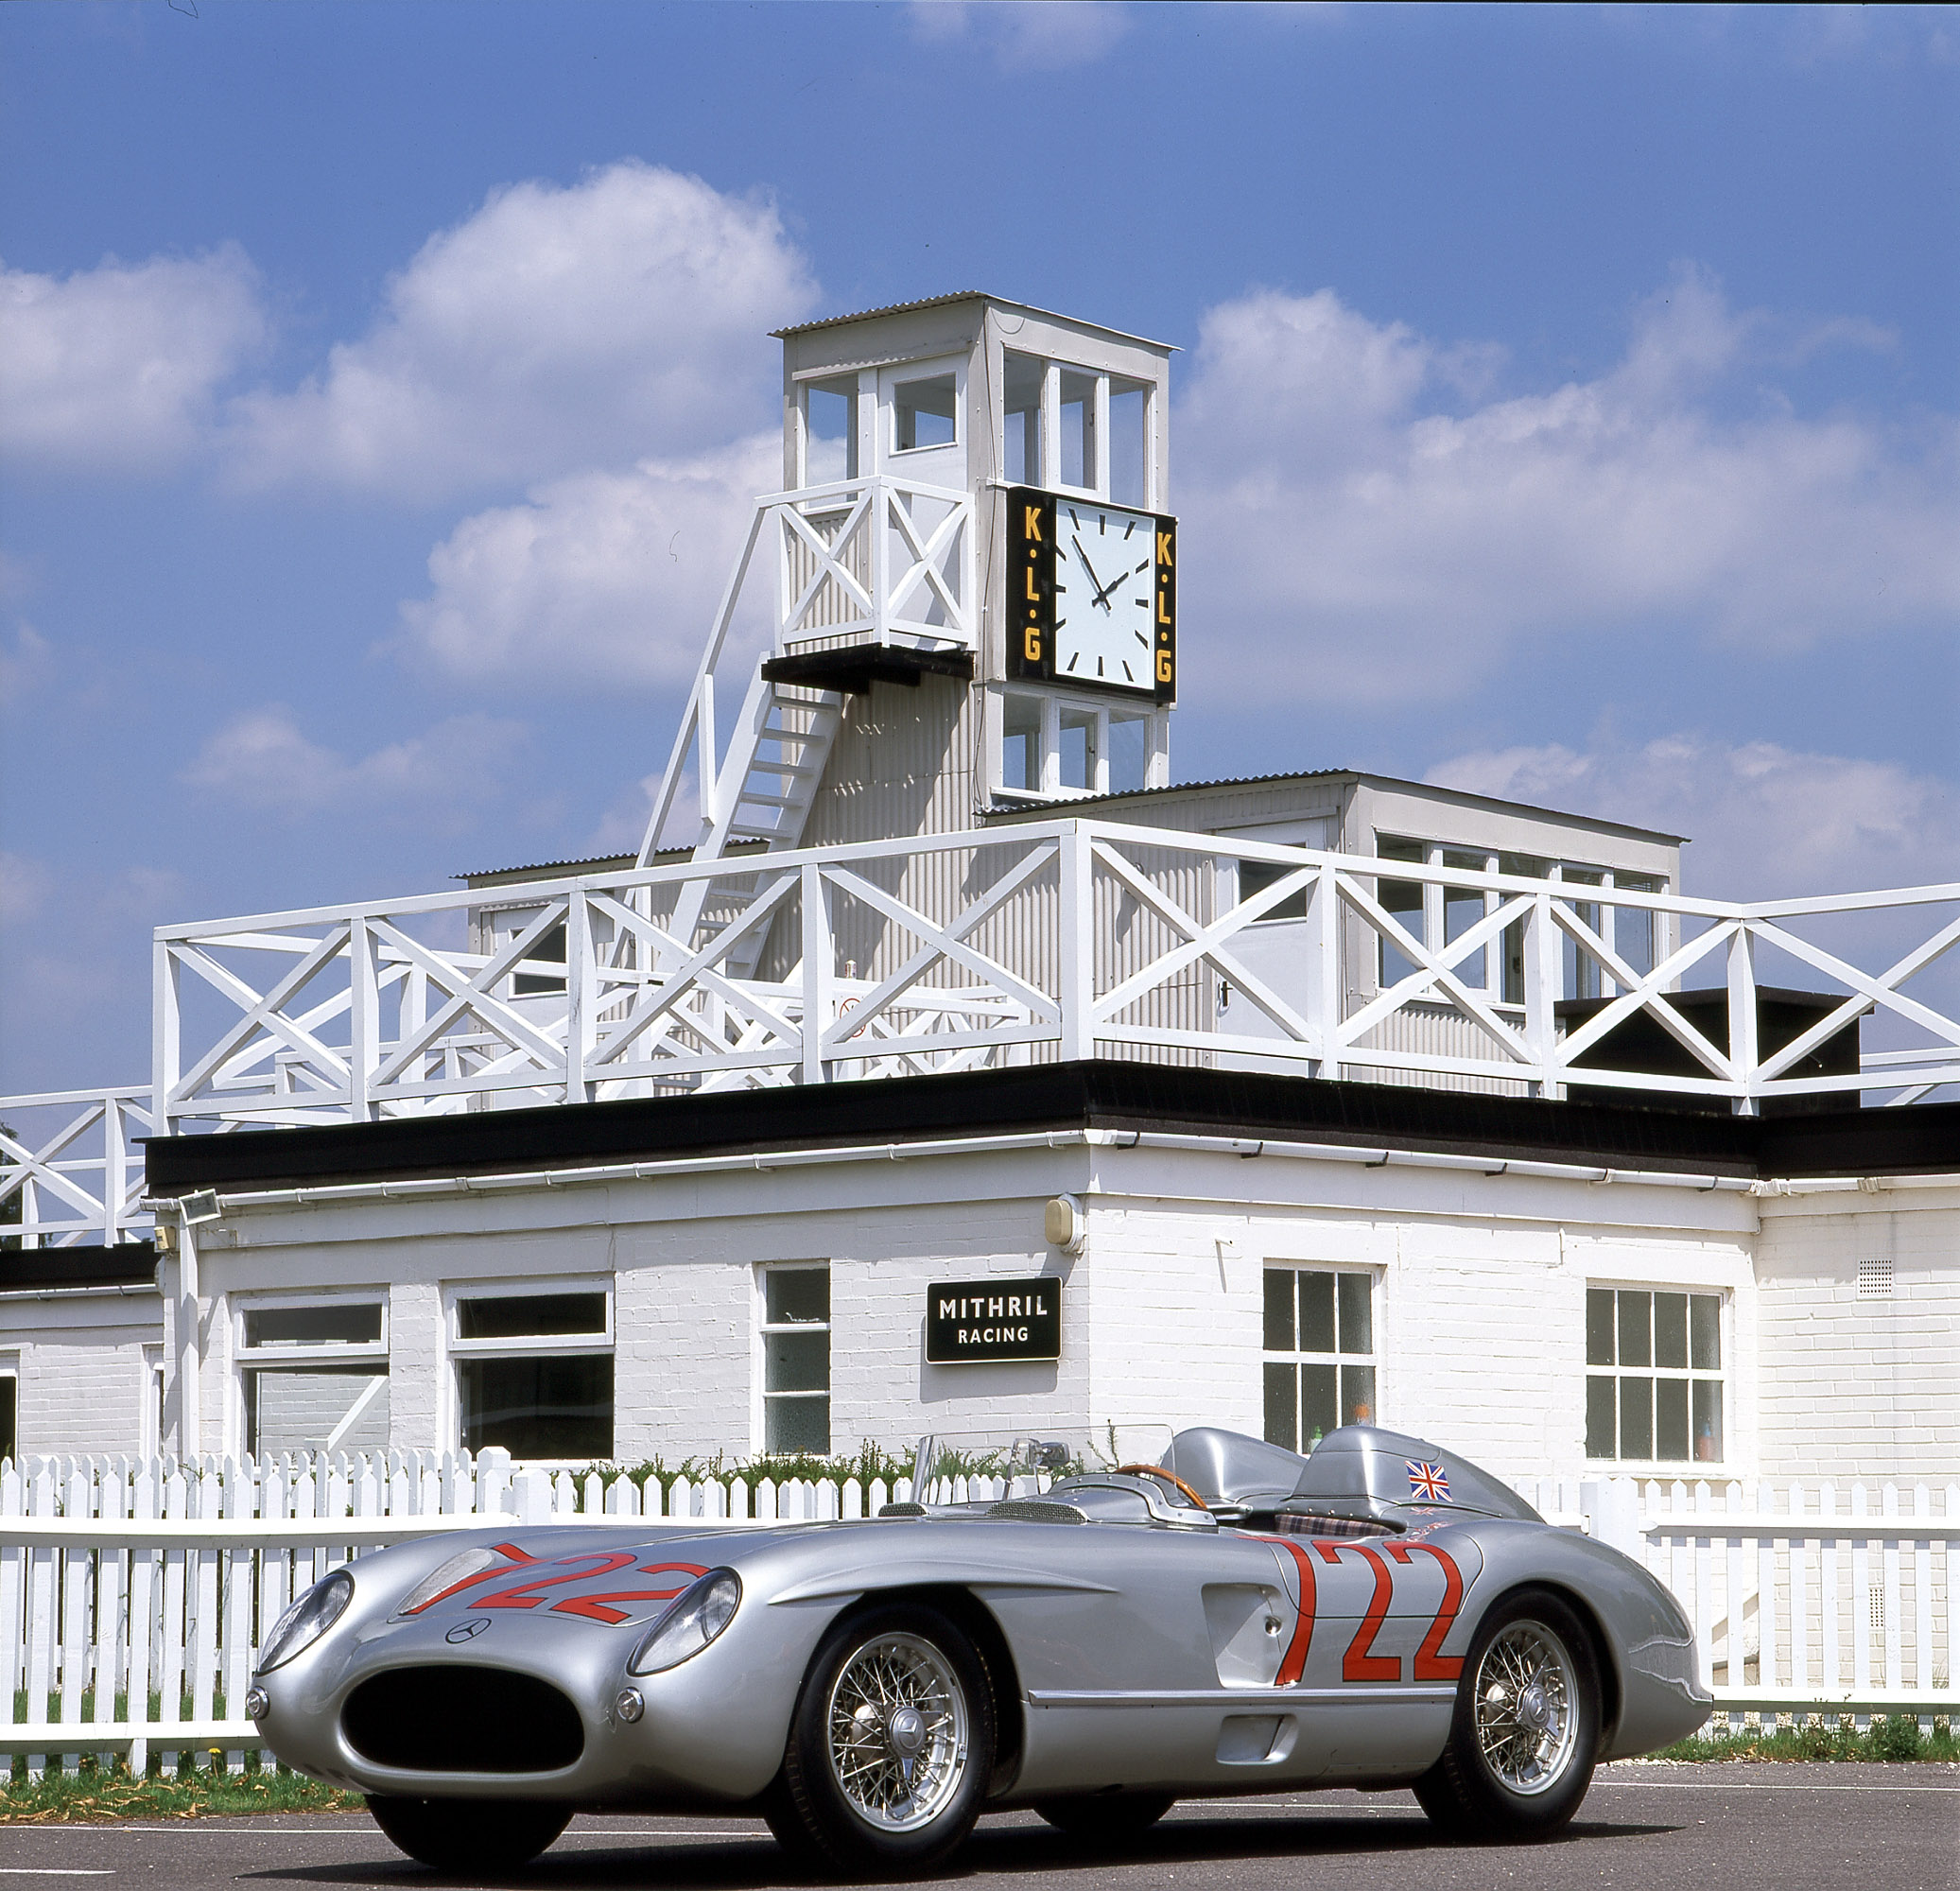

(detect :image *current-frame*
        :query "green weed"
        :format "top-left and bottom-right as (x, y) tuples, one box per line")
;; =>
(1656, 1712), (1955, 1762)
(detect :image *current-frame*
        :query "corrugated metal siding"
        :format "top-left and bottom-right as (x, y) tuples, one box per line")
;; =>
(1342, 1000), (1533, 1097)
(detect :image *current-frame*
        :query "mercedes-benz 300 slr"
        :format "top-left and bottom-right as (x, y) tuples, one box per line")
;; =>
(250, 1424), (1708, 1874)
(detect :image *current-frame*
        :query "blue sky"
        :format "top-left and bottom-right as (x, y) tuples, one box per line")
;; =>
(2, 1), (1956, 1094)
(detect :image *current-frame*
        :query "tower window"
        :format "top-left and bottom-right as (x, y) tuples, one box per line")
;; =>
(1002, 692), (1042, 790)
(1003, 352), (1043, 485)
(1058, 706), (1098, 791)
(1058, 369), (1096, 489)
(893, 374), (957, 453)
(806, 376), (858, 482)
(1109, 379), (1148, 507)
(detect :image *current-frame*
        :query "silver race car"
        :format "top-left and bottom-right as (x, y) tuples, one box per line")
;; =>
(249, 1424), (1708, 1874)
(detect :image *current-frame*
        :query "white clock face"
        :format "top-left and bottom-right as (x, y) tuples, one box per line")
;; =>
(1052, 500), (1157, 692)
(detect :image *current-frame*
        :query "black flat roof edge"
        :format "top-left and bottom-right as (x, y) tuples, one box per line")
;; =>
(0, 1240), (159, 1293)
(140, 1065), (1960, 1195)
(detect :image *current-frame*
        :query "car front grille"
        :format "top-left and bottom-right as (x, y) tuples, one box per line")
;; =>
(342, 1665), (585, 1774)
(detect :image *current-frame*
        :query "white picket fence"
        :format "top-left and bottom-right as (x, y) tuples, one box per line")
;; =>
(3, 1454), (1951, 1777)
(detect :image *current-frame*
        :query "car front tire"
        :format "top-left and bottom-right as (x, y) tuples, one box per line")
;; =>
(1413, 1587), (1601, 1841)
(777, 1602), (996, 1874)
(366, 1796), (572, 1872)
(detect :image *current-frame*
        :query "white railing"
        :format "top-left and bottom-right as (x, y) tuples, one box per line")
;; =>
(4, 1454), (1948, 1776)
(145, 822), (1960, 1132)
(1517, 1474), (1956, 1731)
(0, 1088), (155, 1247)
(640, 474), (974, 862)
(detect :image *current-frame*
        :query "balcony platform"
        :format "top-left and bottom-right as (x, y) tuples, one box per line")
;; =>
(761, 643), (974, 696)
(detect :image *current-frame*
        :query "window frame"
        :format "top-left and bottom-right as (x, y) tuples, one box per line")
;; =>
(1370, 835), (1670, 1008)
(0, 1352), (17, 1463)
(234, 1292), (390, 1458)
(444, 1277), (616, 1464)
(886, 361), (964, 461)
(1584, 1282), (1727, 1468)
(1001, 356), (1156, 508)
(755, 1262), (832, 1456)
(990, 686), (1165, 803)
(1260, 1262), (1380, 1454)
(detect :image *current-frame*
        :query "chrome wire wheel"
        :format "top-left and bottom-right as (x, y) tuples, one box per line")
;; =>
(824, 1631), (970, 1834)
(1472, 1620), (1579, 1795)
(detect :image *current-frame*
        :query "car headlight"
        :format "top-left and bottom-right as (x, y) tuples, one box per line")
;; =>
(257, 1570), (354, 1672)
(396, 1544), (513, 1616)
(627, 1569), (740, 1675)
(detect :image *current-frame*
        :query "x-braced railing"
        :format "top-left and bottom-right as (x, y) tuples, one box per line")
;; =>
(0, 1088), (156, 1246)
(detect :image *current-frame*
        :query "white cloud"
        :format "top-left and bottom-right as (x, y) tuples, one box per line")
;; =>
(0, 245), (267, 470)
(227, 164), (817, 500)
(396, 436), (780, 686)
(909, 1), (1132, 68)
(1428, 734), (1958, 900)
(1175, 269), (1960, 704)
(182, 706), (530, 826)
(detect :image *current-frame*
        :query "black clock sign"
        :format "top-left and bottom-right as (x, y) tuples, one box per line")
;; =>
(1006, 487), (1175, 703)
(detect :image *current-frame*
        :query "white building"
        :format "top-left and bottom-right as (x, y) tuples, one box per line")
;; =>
(5, 292), (1955, 1485)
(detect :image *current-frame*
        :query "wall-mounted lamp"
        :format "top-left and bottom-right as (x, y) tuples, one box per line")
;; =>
(1044, 1194), (1086, 1255)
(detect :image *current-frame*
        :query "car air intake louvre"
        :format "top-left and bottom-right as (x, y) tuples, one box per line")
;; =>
(342, 1666), (584, 1774)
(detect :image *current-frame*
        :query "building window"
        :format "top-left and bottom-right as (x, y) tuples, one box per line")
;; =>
(1263, 1266), (1376, 1453)
(1587, 1287), (1724, 1464)
(512, 921), (567, 997)
(1240, 860), (1310, 922)
(761, 1265), (830, 1454)
(453, 1288), (613, 1462)
(1, 1359), (16, 1461)
(1377, 837), (1426, 987)
(238, 1299), (390, 1456)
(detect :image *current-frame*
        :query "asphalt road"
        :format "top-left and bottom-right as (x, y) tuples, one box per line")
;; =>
(1, 1765), (1953, 1891)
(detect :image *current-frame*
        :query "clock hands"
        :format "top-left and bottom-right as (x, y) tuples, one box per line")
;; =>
(1074, 536), (1131, 613)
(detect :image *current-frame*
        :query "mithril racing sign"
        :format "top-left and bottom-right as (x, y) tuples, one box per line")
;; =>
(926, 1279), (1061, 1364)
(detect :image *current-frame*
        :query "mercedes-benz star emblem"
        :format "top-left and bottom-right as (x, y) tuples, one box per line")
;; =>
(446, 1617), (492, 1643)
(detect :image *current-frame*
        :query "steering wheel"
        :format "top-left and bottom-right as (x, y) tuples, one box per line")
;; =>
(1116, 1464), (1210, 1511)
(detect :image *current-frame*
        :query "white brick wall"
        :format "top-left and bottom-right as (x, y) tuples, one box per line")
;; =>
(1755, 1185), (1960, 1483)
(23, 1144), (1950, 1486)
(1, 1292), (161, 1458)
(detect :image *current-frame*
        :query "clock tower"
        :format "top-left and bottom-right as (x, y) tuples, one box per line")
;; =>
(643, 295), (1177, 874)
(773, 293), (1177, 831)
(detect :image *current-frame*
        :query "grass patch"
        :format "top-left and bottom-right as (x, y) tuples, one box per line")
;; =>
(1656, 1712), (1956, 1763)
(1, 1756), (360, 1823)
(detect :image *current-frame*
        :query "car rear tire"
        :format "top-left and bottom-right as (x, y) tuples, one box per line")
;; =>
(366, 1795), (572, 1871)
(777, 1602), (995, 1874)
(1035, 1791), (1176, 1842)
(1413, 1587), (1601, 1841)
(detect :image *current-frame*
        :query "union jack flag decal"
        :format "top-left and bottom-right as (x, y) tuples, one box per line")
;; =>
(1406, 1460), (1451, 1502)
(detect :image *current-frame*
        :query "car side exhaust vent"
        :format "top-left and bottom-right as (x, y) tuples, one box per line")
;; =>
(342, 1665), (585, 1774)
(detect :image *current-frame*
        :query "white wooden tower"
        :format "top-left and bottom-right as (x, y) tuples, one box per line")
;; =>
(639, 295), (1178, 906)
